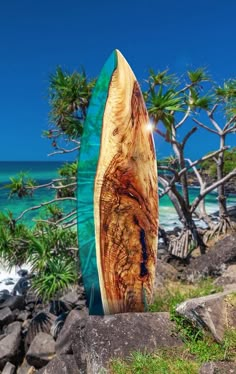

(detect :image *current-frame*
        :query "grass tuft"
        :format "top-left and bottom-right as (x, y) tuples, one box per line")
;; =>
(111, 279), (236, 374)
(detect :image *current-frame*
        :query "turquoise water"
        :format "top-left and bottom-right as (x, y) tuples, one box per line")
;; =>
(0, 161), (236, 229)
(0, 161), (76, 225)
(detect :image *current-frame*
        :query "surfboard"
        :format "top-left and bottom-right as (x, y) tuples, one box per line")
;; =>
(77, 49), (158, 315)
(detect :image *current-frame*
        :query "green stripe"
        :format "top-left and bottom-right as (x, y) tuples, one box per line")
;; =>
(77, 50), (117, 315)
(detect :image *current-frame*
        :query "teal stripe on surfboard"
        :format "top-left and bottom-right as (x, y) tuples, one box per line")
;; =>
(77, 50), (117, 315)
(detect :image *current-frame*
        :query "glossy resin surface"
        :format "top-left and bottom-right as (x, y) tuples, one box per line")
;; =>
(77, 50), (158, 315)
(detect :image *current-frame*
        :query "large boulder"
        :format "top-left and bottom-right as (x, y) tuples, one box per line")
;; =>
(0, 307), (14, 327)
(37, 355), (79, 374)
(176, 287), (236, 342)
(183, 234), (236, 281)
(55, 309), (88, 355)
(26, 333), (55, 369)
(0, 296), (25, 311)
(0, 321), (22, 370)
(72, 312), (183, 373)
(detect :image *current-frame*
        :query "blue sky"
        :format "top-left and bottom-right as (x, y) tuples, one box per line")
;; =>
(1, 0), (236, 161)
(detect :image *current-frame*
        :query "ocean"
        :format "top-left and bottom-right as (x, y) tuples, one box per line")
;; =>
(0, 161), (236, 292)
(0, 161), (236, 230)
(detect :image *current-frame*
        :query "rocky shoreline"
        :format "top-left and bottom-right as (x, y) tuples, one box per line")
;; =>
(0, 234), (235, 373)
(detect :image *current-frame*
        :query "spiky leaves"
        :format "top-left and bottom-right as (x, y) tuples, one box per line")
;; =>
(48, 67), (96, 139)
(216, 79), (236, 120)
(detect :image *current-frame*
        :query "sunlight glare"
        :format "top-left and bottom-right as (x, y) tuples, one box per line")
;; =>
(146, 121), (155, 132)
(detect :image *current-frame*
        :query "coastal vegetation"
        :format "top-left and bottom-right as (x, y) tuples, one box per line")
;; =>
(0, 66), (235, 301)
(111, 279), (236, 373)
(144, 69), (236, 256)
(111, 328), (236, 373)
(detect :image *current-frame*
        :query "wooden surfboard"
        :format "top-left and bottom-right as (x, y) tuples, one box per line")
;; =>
(77, 50), (158, 315)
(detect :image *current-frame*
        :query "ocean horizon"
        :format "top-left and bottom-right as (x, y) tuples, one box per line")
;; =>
(0, 161), (236, 230)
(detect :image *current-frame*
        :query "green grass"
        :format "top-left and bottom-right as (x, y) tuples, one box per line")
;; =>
(111, 350), (199, 374)
(110, 330), (236, 374)
(148, 277), (223, 314)
(110, 279), (236, 374)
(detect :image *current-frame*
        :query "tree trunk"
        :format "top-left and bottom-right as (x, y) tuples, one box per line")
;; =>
(159, 177), (206, 257)
(217, 135), (228, 217)
(179, 147), (190, 208)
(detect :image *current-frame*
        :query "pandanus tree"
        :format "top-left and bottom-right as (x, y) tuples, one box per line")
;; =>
(44, 67), (96, 155)
(0, 67), (95, 301)
(144, 69), (236, 257)
(193, 79), (236, 237)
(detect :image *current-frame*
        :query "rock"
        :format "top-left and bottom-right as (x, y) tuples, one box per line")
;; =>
(37, 355), (78, 374)
(2, 362), (16, 374)
(183, 234), (236, 282)
(0, 322), (22, 370)
(26, 333), (55, 369)
(50, 313), (68, 340)
(59, 290), (82, 311)
(0, 296), (25, 311)
(176, 287), (236, 342)
(199, 361), (236, 373)
(0, 291), (11, 304)
(214, 264), (236, 288)
(13, 278), (30, 296)
(4, 280), (15, 286)
(56, 309), (88, 355)
(17, 269), (28, 277)
(16, 311), (31, 322)
(0, 307), (14, 327)
(155, 260), (178, 288)
(74, 299), (86, 310)
(60, 287), (86, 311)
(72, 312), (183, 373)
(49, 300), (70, 316)
(16, 359), (35, 374)
(25, 312), (56, 348)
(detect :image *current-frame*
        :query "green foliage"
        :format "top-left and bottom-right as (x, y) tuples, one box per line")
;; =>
(31, 257), (77, 302)
(111, 350), (199, 374)
(187, 338), (225, 362)
(56, 162), (77, 198)
(0, 211), (31, 268)
(48, 67), (96, 138)
(45, 204), (63, 222)
(58, 161), (77, 177)
(3, 172), (36, 199)
(146, 84), (184, 133)
(112, 279), (235, 374)
(223, 328), (236, 360)
(216, 79), (236, 118)
(147, 69), (177, 87)
(187, 68), (209, 83)
(144, 67), (211, 139)
(148, 278), (222, 314)
(189, 87), (212, 110)
(201, 147), (236, 177)
(0, 215), (78, 301)
(111, 328), (236, 374)
(27, 224), (77, 272)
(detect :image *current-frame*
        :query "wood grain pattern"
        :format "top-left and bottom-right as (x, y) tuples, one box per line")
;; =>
(94, 50), (158, 314)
